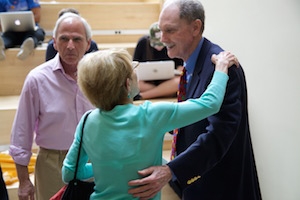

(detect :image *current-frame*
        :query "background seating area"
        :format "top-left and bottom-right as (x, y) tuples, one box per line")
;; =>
(0, 0), (163, 142)
(0, 1), (170, 151)
(1, 0), (162, 95)
(39, 1), (162, 43)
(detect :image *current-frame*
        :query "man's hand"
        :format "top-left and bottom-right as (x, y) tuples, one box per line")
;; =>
(16, 164), (35, 200)
(128, 165), (172, 200)
(18, 178), (35, 200)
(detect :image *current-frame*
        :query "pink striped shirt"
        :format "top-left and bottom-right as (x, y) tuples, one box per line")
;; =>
(9, 54), (94, 166)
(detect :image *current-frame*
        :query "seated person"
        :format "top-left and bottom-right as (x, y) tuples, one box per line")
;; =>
(133, 22), (183, 100)
(45, 8), (98, 61)
(0, 0), (45, 60)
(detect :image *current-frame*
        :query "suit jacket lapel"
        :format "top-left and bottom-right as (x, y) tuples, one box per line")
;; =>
(187, 38), (212, 98)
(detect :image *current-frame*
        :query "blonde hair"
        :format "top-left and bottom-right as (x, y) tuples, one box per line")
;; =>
(78, 49), (133, 111)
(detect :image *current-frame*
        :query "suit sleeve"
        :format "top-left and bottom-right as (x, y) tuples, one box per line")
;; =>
(167, 67), (243, 189)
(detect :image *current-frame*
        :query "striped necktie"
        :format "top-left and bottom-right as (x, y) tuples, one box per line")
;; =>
(170, 67), (187, 160)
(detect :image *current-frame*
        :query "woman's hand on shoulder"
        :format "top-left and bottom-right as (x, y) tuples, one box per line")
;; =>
(211, 51), (239, 74)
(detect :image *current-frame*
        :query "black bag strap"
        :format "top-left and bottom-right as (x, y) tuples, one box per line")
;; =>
(74, 111), (92, 180)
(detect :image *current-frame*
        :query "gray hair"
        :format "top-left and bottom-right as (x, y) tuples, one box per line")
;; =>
(52, 12), (92, 40)
(164, 0), (205, 33)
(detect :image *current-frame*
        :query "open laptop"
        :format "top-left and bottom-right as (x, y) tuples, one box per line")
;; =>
(136, 60), (175, 81)
(0, 11), (35, 32)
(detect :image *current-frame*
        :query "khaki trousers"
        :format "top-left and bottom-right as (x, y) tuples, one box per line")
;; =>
(35, 147), (68, 200)
(161, 183), (181, 200)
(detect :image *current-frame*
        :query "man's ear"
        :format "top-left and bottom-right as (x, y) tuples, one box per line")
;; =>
(53, 37), (58, 51)
(193, 19), (202, 36)
(86, 39), (92, 51)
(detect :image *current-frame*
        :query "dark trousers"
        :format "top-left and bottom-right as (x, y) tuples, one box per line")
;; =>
(0, 166), (9, 200)
(1, 27), (45, 48)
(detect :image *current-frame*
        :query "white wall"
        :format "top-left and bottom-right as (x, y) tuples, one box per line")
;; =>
(201, 0), (300, 199)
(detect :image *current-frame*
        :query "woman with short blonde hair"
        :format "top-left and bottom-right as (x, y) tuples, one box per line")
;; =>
(62, 49), (238, 199)
(78, 49), (137, 111)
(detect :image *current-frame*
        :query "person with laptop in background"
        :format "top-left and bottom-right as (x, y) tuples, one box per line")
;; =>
(133, 22), (183, 100)
(0, 0), (45, 60)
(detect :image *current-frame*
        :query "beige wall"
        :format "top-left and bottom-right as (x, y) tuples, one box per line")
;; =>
(201, 0), (300, 199)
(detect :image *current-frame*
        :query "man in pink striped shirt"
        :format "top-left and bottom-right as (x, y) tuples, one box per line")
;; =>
(9, 13), (94, 200)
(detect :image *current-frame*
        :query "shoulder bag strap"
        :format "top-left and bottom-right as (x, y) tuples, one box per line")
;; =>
(74, 110), (92, 179)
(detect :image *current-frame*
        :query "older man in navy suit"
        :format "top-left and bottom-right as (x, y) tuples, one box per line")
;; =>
(128, 0), (262, 199)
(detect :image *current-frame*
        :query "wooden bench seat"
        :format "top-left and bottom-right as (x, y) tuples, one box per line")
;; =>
(0, 42), (136, 96)
(39, 2), (161, 43)
(0, 96), (19, 145)
(0, 1), (160, 95)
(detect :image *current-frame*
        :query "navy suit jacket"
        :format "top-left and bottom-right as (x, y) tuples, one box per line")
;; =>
(167, 38), (262, 200)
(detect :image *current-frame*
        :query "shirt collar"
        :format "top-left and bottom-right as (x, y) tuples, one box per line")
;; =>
(51, 53), (71, 77)
(185, 37), (204, 74)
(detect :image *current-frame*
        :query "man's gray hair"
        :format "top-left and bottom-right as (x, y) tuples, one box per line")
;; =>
(164, 0), (205, 33)
(52, 12), (92, 40)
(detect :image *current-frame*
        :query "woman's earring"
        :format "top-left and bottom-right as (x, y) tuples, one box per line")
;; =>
(128, 93), (131, 98)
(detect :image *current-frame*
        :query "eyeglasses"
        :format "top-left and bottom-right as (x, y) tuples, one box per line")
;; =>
(132, 61), (139, 69)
